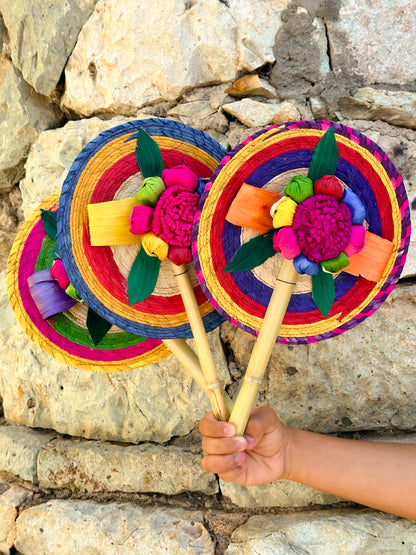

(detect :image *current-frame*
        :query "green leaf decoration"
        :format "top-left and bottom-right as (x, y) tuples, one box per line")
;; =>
(135, 128), (165, 178)
(40, 209), (58, 241)
(224, 232), (276, 273)
(308, 127), (339, 183)
(86, 306), (113, 346)
(128, 248), (161, 305)
(312, 267), (335, 317)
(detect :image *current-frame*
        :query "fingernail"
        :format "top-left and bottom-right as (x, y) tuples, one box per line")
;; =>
(235, 437), (246, 450)
(223, 424), (235, 436)
(244, 435), (256, 448)
(234, 452), (245, 464)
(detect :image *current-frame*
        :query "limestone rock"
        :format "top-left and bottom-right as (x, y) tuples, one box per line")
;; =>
(226, 510), (416, 553)
(220, 479), (341, 509)
(0, 425), (55, 482)
(226, 122), (263, 150)
(38, 438), (217, 495)
(0, 478), (33, 555)
(0, 268), (229, 443)
(0, 187), (23, 272)
(16, 500), (214, 554)
(327, 0), (416, 86)
(222, 98), (300, 127)
(271, 11), (330, 98)
(0, 55), (63, 193)
(339, 88), (416, 129)
(61, 0), (288, 116)
(167, 101), (228, 133)
(19, 115), (138, 217)
(222, 281), (416, 434)
(226, 74), (277, 99)
(0, 0), (97, 96)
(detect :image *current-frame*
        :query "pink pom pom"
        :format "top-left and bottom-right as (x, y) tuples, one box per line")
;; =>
(344, 225), (366, 257)
(273, 227), (302, 260)
(314, 175), (344, 200)
(129, 205), (153, 235)
(162, 165), (198, 191)
(168, 245), (192, 265)
(51, 260), (70, 290)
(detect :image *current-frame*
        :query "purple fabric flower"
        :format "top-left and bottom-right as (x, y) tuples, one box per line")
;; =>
(151, 184), (199, 247)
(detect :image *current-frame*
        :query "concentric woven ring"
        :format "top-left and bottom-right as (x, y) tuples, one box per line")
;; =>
(58, 118), (226, 339)
(7, 193), (169, 371)
(192, 120), (410, 344)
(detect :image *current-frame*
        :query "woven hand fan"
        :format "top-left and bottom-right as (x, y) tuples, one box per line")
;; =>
(7, 193), (169, 372)
(57, 118), (230, 419)
(193, 120), (410, 433)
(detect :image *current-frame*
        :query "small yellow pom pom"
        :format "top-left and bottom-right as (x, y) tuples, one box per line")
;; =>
(271, 197), (298, 229)
(141, 231), (169, 260)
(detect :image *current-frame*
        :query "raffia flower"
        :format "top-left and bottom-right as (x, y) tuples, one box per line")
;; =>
(271, 175), (366, 275)
(129, 165), (200, 264)
(151, 184), (199, 247)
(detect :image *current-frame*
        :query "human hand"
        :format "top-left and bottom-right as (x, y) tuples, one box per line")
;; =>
(199, 406), (291, 486)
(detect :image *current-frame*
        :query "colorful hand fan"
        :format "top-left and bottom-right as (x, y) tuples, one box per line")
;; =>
(7, 193), (169, 372)
(193, 120), (410, 433)
(57, 118), (229, 419)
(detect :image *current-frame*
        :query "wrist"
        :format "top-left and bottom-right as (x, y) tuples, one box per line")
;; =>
(279, 424), (298, 481)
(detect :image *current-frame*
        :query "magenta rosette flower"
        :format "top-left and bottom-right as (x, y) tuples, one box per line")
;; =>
(128, 164), (200, 265)
(271, 174), (366, 275)
(151, 184), (199, 247)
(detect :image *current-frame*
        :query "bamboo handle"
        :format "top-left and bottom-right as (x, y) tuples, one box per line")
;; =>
(163, 337), (233, 412)
(229, 259), (298, 435)
(171, 263), (229, 421)
(163, 338), (209, 394)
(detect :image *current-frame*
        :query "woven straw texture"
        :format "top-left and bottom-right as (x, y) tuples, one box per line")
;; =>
(192, 120), (410, 344)
(58, 118), (226, 339)
(7, 192), (169, 372)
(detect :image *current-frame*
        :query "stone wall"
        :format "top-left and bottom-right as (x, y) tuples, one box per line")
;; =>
(1, 1), (416, 553)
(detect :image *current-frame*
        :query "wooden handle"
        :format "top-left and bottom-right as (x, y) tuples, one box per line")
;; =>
(163, 337), (233, 411)
(171, 263), (229, 421)
(229, 258), (298, 435)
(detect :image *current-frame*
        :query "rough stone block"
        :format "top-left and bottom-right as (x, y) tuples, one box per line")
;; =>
(0, 55), (63, 192)
(220, 479), (341, 509)
(0, 478), (33, 555)
(1, 0), (96, 96)
(61, 0), (288, 116)
(15, 500), (215, 554)
(226, 510), (416, 553)
(339, 88), (416, 129)
(0, 425), (55, 482)
(327, 0), (416, 86)
(38, 438), (217, 495)
(222, 98), (300, 128)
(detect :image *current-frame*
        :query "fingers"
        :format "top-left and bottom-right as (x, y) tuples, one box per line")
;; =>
(202, 434), (247, 456)
(245, 406), (279, 441)
(199, 411), (236, 438)
(201, 451), (247, 478)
